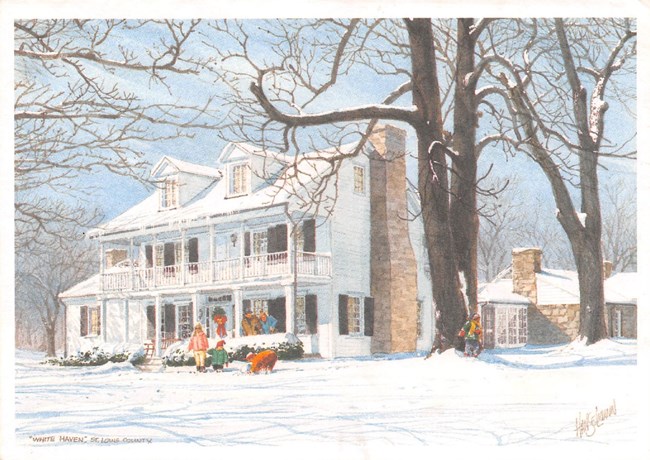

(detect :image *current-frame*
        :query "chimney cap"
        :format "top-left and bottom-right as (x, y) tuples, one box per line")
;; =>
(512, 247), (542, 254)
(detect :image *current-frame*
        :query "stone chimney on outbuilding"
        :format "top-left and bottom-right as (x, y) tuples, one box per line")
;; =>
(511, 247), (542, 304)
(368, 125), (419, 354)
(603, 260), (613, 279)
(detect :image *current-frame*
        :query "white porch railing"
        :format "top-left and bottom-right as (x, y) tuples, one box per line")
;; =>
(101, 250), (331, 292)
(297, 252), (331, 276)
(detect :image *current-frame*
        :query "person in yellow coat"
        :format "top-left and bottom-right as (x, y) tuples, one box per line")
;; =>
(458, 313), (482, 357)
(188, 323), (209, 372)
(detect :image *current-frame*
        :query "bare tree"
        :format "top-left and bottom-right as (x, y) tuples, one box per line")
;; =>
(488, 18), (636, 344)
(477, 176), (523, 281)
(15, 222), (97, 356)
(14, 19), (218, 248)
(207, 18), (509, 344)
(601, 179), (637, 272)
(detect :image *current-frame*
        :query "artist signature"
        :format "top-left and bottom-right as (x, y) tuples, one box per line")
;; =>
(575, 400), (616, 438)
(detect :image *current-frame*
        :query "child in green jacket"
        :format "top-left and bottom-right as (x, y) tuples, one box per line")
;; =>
(207, 340), (229, 372)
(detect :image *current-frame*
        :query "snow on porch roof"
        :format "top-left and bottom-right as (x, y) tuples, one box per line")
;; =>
(59, 273), (101, 299)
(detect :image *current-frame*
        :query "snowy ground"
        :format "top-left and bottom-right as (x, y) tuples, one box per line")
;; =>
(6, 339), (647, 459)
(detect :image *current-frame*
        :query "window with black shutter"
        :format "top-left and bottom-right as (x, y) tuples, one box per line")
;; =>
(276, 224), (288, 252)
(188, 238), (199, 273)
(267, 225), (277, 254)
(145, 245), (153, 268)
(364, 297), (374, 336)
(244, 232), (251, 256)
(306, 294), (318, 335)
(303, 219), (316, 253)
(80, 305), (88, 337)
(338, 294), (349, 335)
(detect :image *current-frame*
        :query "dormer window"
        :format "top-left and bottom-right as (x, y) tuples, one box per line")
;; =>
(229, 163), (250, 196)
(160, 178), (178, 209)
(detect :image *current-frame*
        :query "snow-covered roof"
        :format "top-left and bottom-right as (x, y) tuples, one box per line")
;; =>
(605, 272), (637, 305)
(60, 273), (101, 299)
(480, 265), (638, 308)
(151, 155), (221, 178)
(536, 269), (581, 305)
(478, 279), (530, 305)
(89, 140), (362, 238)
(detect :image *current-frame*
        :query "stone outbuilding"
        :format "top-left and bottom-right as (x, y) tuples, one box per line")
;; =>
(479, 247), (636, 348)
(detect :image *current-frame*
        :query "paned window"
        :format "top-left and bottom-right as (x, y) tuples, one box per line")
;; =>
(80, 305), (101, 337)
(295, 296), (307, 335)
(252, 231), (268, 255)
(160, 178), (178, 209)
(230, 163), (249, 196)
(347, 296), (361, 334)
(353, 165), (365, 194)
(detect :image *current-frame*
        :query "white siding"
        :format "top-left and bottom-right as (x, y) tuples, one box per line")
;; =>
(106, 299), (126, 343)
(65, 301), (103, 355)
(128, 301), (144, 344)
(329, 158), (372, 357)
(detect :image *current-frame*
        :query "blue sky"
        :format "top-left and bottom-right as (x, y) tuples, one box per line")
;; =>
(20, 19), (636, 226)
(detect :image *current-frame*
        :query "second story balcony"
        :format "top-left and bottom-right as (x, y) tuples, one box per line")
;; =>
(101, 251), (332, 292)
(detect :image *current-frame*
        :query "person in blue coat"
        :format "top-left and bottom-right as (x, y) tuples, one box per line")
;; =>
(258, 311), (277, 334)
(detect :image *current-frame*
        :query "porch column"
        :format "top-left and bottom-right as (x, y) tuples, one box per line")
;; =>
(239, 224), (245, 280)
(285, 285), (295, 334)
(288, 219), (295, 277)
(233, 288), (243, 338)
(192, 293), (198, 329)
(124, 299), (130, 343)
(154, 295), (162, 356)
(152, 234), (158, 288)
(181, 229), (187, 286)
(101, 299), (107, 340)
(129, 238), (135, 291)
(209, 223), (215, 282)
(99, 241), (105, 291)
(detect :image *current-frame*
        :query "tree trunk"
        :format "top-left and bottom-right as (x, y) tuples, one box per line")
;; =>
(45, 324), (57, 357)
(450, 18), (479, 310)
(573, 236), (607, 343)
(406, 19), (467, 342)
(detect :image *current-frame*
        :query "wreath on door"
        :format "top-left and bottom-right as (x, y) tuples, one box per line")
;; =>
(212, 306), (228, 338)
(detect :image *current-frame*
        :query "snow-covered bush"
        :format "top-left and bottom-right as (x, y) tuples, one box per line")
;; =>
(45, 344), (145, 367)
(230, 334), (304, 361)
(162, 333), (304, 366)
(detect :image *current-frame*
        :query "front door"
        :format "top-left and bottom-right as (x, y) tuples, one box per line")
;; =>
(162, 303), (176, 340)
(146, 305), (155, 340)
(268, 297), (286, 333)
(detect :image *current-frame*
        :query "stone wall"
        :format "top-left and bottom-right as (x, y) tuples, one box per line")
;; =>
(527, 303), (580, 344)
(369, 125), (419, 353)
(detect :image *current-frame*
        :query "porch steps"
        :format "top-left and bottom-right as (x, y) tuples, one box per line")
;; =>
(136, 357), (164, 373)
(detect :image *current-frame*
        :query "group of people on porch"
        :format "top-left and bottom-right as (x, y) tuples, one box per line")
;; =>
(241, 309), (278, 336)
